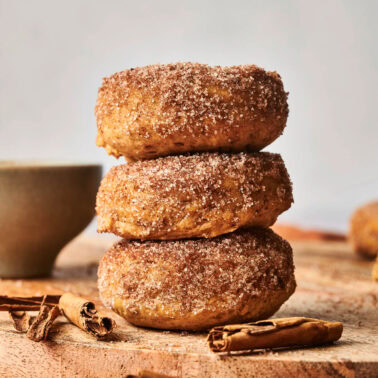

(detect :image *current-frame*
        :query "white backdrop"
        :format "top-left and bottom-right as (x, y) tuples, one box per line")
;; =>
(1, 0), (377, 232)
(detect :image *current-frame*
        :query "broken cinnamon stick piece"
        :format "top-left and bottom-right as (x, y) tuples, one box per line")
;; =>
(26, 305), (61, 341)
(59, 293), (115, 338)
(9, 311), (33, 332)
(207, 317), (343, 353)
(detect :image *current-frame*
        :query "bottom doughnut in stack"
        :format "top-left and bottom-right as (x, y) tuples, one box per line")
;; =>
(98, 228), (296, 331)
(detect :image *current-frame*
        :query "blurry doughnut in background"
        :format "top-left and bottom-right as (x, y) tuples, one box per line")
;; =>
(349, 201), (378, 259)
(373, 257), (378, 282)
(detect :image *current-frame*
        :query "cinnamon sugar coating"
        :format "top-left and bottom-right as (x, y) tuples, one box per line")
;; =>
(95, 62), (289, 161)
(98, 228), (296, 331)
(96, 152), (293, 240)
(349, 201), (378, 259)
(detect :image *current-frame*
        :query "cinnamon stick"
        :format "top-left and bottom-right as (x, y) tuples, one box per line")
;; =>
(4, 293), (115, 340)
(59, 293), (115, 338)
(207, 317), (343, 353)
(0, 295), (61, 311)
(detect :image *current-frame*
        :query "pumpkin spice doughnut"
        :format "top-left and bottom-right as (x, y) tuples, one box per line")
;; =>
(349, 201), (378, 259)
(95, 62), (289, 161)
(98, 228), (296, 331)
(96, 152), (293, 240)
(373, 257), (378, 282)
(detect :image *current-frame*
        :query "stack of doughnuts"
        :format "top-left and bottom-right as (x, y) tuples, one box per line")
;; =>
(95, 63), (296, 331)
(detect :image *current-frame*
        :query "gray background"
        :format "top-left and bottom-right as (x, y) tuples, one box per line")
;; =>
(1, 0), (377, 232)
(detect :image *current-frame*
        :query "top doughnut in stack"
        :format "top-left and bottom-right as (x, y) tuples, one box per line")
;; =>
(95, 63), (288, 161)
(95, 63), (296, 331)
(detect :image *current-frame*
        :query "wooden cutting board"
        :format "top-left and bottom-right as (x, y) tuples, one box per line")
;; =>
(0, 234), (377, 378)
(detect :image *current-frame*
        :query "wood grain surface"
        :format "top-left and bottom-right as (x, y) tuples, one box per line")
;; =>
(0, 232), (377, 378)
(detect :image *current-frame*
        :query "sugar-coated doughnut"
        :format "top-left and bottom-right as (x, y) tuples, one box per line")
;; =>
(96, 152), (293, 240)
(95, 62), (288, 161)
(349, 201), (378, 259)
(98, 228), (296, 331)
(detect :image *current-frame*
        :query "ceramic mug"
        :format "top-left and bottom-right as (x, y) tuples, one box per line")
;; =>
(0, 161), (102, 278)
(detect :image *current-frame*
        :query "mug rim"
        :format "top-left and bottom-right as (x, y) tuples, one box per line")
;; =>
(0, 160), (102, 170)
